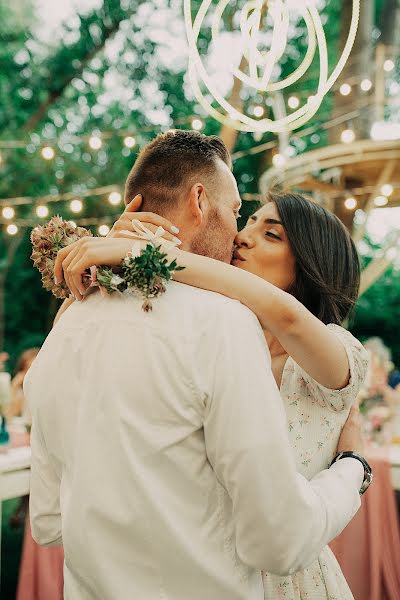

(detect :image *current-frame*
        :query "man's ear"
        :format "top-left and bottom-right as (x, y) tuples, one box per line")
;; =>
(187, 183), (208, 226)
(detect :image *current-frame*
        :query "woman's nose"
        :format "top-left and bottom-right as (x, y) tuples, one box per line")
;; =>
(235, 230), (255, 248)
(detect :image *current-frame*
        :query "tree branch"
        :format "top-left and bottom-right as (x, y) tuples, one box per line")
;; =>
(23, 22), (121, 132)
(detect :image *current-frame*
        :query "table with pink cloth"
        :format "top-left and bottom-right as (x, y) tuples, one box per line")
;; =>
(9, 431), (64, 600)
(330, 447), (400, 600)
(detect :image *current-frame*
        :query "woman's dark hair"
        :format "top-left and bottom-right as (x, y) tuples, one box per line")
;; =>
(269, 192), (360, 325)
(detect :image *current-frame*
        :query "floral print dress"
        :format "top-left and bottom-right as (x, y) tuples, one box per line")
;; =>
(263, 324), (369, 600)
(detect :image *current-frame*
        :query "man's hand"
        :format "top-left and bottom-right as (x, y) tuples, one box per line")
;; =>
(108, 194), (180, 241)
(337, 405), (364, 454)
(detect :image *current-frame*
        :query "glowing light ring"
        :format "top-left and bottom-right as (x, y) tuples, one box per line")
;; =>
(184, 0), (360, 133)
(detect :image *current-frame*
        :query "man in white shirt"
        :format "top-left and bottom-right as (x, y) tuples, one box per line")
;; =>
(25, 130), (365, 600)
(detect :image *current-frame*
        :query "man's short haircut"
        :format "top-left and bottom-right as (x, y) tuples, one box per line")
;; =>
(124, 129), (231, 214)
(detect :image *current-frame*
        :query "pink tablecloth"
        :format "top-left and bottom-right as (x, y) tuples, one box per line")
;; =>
(330, 449), (400, 600)
(10, 431), (64, 600)
(16, 517), (64, 600)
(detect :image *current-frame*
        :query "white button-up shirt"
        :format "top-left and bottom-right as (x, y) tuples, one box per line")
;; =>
(25, 283), (363, 600)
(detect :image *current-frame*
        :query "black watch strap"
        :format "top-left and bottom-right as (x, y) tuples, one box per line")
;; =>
(330, 451), (373, 495)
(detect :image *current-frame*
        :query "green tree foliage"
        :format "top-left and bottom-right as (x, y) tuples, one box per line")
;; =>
(0, 0), (398, 370)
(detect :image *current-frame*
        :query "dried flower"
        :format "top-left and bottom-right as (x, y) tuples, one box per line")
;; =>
(31, 216), (92, 299)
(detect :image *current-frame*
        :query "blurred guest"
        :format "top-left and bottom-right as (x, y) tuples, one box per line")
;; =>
(7, 348), (40, 427)
(363, 337), (393, 395)
(7, 348), (40, 528)
(360, 338), (400, 445)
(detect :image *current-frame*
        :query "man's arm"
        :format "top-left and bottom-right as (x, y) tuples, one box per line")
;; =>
(203, 302), (363, 575)
(29, 415), (63, 546)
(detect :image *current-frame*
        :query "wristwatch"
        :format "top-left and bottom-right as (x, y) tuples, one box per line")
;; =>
(330, 451), (373, 495)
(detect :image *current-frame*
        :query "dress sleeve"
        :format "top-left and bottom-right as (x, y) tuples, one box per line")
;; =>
(296, 324), (370, 412)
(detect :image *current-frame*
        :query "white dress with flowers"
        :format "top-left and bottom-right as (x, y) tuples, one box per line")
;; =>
(263, 324), (369, 600)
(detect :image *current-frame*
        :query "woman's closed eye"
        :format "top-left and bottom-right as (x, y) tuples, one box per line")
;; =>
(265, 228), (281, 240)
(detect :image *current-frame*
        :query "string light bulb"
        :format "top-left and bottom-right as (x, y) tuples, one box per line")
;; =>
(2, 206), (15, 219)
(340, 83), (352, 96)
(384, 59), (395, 72)
(89, 135), (102, 150)
(381, 184), (393, 197)
(288, 96), (300, 109)
(41, 146), (55, 160)
(191, 118), (203, 130)
(98, 225), (110, 236)
(360, 78), (372, 91)
(108, 191), (122, 206)
(253, 105), (264, 118)
(341, 128), (355, 143)
(6, 224), (18, 235)
(70, 199), (83, 213)
(36, 205), (49, 218)
(374, 195), (388, 207)
(124, 136), (136, 148)
(344, 197), (357, 210)
(272, 153), (286, 168)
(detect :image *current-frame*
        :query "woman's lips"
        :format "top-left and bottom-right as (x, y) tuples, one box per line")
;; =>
(232, 249), (246, 262)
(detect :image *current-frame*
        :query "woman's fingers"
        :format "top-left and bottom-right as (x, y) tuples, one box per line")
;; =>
(124, 194), (143, 212)
(113, 222), (180, 244)
(112, 212), (179, 236)
(62, 245), (84, 299)
(54, 240), (81, 284)
(65, 252), (94, 301)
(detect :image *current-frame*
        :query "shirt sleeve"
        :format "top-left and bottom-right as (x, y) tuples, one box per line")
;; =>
(29, 409), (63, 547)
(203, 302), (363, 575)
(297, 324), (370, 412)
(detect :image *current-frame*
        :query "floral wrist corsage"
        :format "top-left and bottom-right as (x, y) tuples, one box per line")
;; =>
(31, 217), (185, 311)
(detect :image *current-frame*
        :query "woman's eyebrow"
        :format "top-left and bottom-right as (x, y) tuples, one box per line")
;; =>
(264, 218), (283, 226)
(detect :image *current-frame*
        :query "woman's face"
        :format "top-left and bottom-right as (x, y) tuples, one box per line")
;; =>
(232, 202), (296, 291)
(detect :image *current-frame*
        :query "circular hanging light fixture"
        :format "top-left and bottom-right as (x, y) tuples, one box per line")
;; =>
(184, 0), (360, 133)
